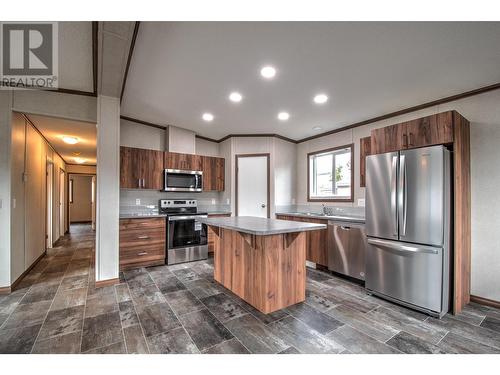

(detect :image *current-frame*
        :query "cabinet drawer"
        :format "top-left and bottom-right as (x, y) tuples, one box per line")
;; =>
(119, 217), (165, 230)
(120, 243), (165, 259)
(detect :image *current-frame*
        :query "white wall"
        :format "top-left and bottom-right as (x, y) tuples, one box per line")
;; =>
(195, 138), (219, 157)
(12, 90), (97, 123)
(166, 125), (196, 154)
(297, 89), (500, 302)
(274, 138), (297, 207)
(96, 96), (120, 282)
(0, 92), (13, 288)
(120, 118), (165, 151)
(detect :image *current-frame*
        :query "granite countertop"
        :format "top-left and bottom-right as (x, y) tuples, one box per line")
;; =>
(198, 216), (326, 236)
(276, 212), (365, 223)
(119, 213), (167, 219)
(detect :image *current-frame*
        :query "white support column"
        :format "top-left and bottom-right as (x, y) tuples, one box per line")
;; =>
(95, 95), (120, 283)
(0, 91), (13, 289)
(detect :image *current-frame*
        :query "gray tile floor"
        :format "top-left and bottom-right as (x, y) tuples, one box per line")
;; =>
(1, 224), (500, 354)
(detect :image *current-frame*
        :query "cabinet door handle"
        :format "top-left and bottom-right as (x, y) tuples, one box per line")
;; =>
(137, 252), (148, 256)
(409, 132), (414, 146)
(137, 235), (150, 239)
(138, 178), (141, 188)
(402, 133), (408, 148)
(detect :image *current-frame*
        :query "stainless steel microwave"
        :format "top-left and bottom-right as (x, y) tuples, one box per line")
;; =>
(164, 169), (203, 192)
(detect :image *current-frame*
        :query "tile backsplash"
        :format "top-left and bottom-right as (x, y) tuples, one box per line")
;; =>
(120, 189), (231, 214)
(275, 204), (365, 218)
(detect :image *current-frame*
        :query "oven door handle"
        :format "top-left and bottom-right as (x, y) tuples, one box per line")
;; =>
(168, 215), (208, 221)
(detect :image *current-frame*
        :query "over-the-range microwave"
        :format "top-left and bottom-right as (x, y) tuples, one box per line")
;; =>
(164, 169), (203, 192)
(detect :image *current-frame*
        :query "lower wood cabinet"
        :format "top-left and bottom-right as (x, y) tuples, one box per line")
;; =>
(119, 217), (166, 270)
(207, 213), (231, 254)
(276, 215), (328, 267)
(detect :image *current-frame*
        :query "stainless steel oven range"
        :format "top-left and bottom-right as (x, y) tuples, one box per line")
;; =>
(159, 199), (208, 265)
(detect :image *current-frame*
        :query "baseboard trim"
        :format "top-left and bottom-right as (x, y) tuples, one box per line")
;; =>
(10, 250), (47, 292)
(0, 286), (11, 295)
(470, 295), (500, 309)
(95, 278), (120, 288)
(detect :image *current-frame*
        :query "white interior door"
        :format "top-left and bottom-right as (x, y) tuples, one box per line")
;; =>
(237, 155), (269, 217)
(59, 170), (65, 236)
(46, 162), (53, 248)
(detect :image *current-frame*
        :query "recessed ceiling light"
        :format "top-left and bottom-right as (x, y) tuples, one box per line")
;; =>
(74, 157), (85, 164)
(313, 94), (328, 104)
(229, 92), (242, 103)
(202, 113), (214, 122)
(62, 136), (79, 144)
(260, 66), (276, 79)
(277, 112), (290, 121)
(313, 126), (323, 131)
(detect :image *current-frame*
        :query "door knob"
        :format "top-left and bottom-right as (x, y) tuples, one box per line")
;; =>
(261, 204), (266, 208)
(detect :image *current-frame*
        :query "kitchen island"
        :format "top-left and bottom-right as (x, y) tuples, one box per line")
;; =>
(198, 216), (326, 313)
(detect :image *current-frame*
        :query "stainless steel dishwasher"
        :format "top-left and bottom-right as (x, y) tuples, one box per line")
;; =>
(327, 220), (367, 281)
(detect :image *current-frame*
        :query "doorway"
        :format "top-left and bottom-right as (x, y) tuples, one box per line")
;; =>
(69, 173), (96, 227)
(235, 153), (270, 217)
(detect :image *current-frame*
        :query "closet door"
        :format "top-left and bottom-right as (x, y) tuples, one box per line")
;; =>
(25, 124), (46, 268)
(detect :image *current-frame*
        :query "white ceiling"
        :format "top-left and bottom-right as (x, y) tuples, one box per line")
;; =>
(27, 114), (97, 165)
(58, 22), (94, 93)
(121, 22), (500, 141)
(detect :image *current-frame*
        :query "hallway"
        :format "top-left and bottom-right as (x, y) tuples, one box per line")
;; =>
(0, 224), (95, 353)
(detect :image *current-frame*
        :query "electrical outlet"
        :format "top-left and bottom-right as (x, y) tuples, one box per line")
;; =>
(357, 198), (365, 207)
(226, 198), (230, 205)
(211, 198), (216, 205)
(12, 198), (16, 209)
(135, 199), (141, 206)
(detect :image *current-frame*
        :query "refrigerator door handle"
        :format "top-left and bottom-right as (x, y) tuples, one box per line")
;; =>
(391, 155), (398, 236)
(367, 238), (439, 255)
(398, 155), (407, 237)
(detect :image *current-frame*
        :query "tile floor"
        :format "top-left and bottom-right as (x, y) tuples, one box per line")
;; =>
(1, 224), (499, 354)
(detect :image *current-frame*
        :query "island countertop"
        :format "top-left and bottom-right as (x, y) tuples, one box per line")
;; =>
(198, 216), (326, 235)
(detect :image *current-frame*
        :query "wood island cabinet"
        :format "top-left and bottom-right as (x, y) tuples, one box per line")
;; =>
(276, 214), (328, 267)
(207, 213), (231, 254)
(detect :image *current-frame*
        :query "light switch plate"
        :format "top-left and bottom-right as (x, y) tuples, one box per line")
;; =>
(357, 198), (365, 207)
(226, 198), (230, 204)
(211, 198), (216, 205)
(135, 199), (141, 205)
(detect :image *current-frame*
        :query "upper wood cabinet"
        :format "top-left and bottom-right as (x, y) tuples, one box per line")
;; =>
(202, 156), (225, 191)
(370, 112), (454, 155)
(370, 122), (407, 154)
(121, 147), (225, 192)
(359, 136), (372, 188)
(164, 152), (202, 171)
(120, 146), (164, 190)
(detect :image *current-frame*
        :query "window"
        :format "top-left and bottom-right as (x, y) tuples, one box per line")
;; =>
(308, 144), (353, 202)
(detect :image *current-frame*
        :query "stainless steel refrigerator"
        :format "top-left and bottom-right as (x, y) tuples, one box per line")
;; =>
(365, 145), (451, 317)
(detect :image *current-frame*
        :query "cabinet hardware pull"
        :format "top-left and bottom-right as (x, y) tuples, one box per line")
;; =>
(409, 132), (414, 146)
(402, 134), (408, 147)
(137, 252), (148, 256)
(137, 235), (150, 239)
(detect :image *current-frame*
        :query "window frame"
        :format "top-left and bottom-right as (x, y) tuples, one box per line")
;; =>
(307, 143), (354, 203)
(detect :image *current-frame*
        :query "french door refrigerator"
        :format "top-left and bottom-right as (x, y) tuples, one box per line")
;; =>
(365, 145), (451, 317)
